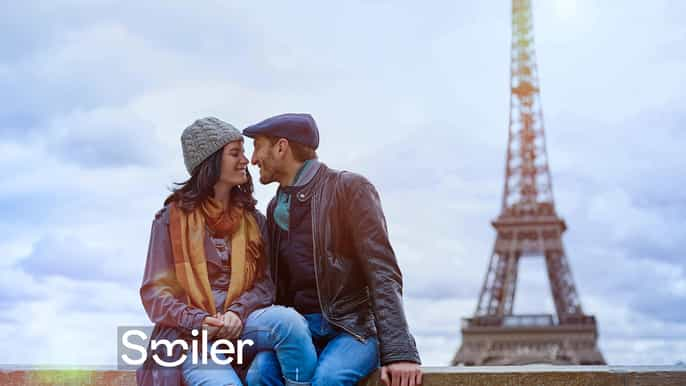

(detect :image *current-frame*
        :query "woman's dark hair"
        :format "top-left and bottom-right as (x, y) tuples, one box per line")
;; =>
(164, 147), (257, 212)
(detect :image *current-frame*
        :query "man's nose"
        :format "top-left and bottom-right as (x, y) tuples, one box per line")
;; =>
(250, 153), (258, 165)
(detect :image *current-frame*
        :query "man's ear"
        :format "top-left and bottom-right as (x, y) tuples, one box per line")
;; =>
(275, 138), (290, 157)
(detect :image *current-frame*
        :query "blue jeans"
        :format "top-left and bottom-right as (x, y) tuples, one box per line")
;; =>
(182, 305), (318, 386)
(246, 313), (379, 386)
(180, 337), (243, 386)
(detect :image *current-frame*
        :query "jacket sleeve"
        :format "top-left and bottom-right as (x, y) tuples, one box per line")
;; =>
(140, 208), (210, 334)
(343, 174), (421, 365)
(226, 210), (276, 322)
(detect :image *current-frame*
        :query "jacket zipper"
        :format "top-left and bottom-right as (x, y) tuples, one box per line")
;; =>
(311, 191), (365, 342)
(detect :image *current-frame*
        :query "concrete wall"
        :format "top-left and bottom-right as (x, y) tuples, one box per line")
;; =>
(1, 366), (685, 386)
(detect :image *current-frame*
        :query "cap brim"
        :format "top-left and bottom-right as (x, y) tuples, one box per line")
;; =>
(242, 128), (258, 138)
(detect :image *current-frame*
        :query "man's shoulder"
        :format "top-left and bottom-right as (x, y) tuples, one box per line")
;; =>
(318, 167), (378, 202)
(338, 170), (371, 186)
(315, 162), (370, 186)
(330, 169), (374, 195)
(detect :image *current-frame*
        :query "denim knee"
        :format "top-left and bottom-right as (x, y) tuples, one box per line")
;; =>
(245, 305), (311, 345)
(243, 306), (317, 385)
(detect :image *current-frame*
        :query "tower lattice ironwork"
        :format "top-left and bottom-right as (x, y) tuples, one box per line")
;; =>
(452, 0), (605, 365)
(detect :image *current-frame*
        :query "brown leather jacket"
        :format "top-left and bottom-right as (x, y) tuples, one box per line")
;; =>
(267, 163), (421, 365)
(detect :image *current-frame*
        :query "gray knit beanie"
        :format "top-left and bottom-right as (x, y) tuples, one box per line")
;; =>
(181, 117), (243, 175)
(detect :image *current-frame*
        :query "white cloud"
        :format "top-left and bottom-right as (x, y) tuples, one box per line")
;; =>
(0, 276), (145, 365)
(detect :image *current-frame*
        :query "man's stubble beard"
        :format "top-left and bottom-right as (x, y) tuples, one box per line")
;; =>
(259, 172), (273, 185)
(258, 157), (281, 185)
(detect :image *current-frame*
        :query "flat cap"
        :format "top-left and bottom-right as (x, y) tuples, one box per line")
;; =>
(243, 113), (319, 150)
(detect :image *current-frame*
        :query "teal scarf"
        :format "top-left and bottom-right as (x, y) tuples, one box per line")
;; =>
(274, 159), (315, 231)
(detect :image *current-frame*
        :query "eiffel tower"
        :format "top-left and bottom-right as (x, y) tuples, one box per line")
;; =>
(452, 0), (605, 365)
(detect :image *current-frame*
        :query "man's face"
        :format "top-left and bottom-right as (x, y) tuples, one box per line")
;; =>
(250, 136), (280, 185)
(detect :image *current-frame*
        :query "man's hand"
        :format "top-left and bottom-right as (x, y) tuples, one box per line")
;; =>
(380, 362), (422, 386)
(216, 311), (243, 339)
(201, 314), (223, 340)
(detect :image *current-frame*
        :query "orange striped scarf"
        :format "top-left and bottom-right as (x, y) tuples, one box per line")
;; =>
(168, 197), (262, 314)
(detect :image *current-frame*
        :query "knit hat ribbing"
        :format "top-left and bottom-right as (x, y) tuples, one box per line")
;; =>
(181, 117), (243, 175)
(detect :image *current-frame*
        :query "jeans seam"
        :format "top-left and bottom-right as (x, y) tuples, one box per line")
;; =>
(270, 325), (282, 351)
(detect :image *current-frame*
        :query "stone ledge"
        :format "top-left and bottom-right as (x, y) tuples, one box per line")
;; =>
(1, 366), (685, 386)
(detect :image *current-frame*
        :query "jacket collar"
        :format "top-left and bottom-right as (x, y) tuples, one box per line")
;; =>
(292, 162), (328, 203)
(292, 159), (321, 187)
(278, 159), (324, 198)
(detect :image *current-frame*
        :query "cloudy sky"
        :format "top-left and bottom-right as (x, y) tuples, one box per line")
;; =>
(1, 0), (685, 367)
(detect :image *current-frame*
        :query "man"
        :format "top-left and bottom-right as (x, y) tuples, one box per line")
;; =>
(242, 113), (422, 386)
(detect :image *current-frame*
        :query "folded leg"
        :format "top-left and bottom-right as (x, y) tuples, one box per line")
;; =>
(241, 305), (317, 385)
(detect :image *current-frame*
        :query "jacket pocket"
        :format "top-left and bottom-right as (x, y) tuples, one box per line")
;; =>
(331, 287), (370, 317)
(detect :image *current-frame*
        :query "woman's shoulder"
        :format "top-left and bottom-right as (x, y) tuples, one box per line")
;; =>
(153, 203), (263, 226)
(152, 203), (173, 225)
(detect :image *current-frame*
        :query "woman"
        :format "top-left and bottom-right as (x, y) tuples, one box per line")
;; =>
(137, 117), (317, 386)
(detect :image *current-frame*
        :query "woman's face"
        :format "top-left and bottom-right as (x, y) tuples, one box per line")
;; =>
(219, 140), (249, 187)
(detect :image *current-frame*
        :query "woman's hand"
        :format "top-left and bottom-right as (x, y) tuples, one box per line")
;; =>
(201, 314), (224, 340)
(216, 311), (243, 339)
